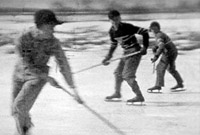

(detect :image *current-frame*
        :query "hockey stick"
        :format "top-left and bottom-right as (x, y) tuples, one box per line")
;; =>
(48, 77), (126, 135)
(73, 51), (140, 74)
(152, 62), (156, 74)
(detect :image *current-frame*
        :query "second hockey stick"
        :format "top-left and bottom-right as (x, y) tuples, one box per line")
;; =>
(48, 77), (126, 135)
(73, 51), (140, 74)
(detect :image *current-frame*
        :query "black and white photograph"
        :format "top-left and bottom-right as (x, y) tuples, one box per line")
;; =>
(0, 0), (200, 135)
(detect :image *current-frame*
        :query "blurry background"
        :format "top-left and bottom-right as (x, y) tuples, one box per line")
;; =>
(0, 0), (200, 14)
(0, 0), (200, 51)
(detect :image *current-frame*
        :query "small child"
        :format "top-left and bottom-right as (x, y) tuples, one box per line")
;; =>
(148, 21), (184, 92)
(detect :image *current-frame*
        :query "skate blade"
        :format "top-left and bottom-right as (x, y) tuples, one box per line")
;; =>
(126, 101), (145, 106)
(147, 89), (162, 94)
(104, 98), (122, 102)
(171, 88), (186, 92)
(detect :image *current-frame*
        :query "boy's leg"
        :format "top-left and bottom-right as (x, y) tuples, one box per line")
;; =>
(126, 78), (144, 102)
(12, 78), (46, 135)
(114, 75), (123, 96)
(11, 77), (24, 115)
(105, 60), (124, 99)
(123, 55), (144, 102)
(148, 55), (169, 91)
(168, 56), (183, 89)
(155, 56), (168, 87)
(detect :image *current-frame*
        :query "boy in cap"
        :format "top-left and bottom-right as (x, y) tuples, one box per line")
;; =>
(148, 21), (184, 92)
(12, 9), (82, 135)
(102, 10), (149, 103)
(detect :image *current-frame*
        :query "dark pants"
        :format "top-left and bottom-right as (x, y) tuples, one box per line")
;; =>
(114, 53), (142, 96)
(12, 75), (47, 135)
(155, 54), (183, 87)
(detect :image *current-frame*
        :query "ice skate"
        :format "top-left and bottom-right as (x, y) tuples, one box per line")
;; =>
(147, 86), (162, 93)
(126, 95), (145, 105)
(171, 84), (185, 92)
(105, 93), (122, 102)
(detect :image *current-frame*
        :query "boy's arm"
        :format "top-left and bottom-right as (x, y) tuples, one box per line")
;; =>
(52, 41), (83, 104)
(151, 37), (165, 62)
(154, 40), (165, 58)
(102, 32), (118, 65)
(53, 41), (75, 88)
(105, 41), (117, 59)
(53, 41), (84, 104)
(133, 26), (149, 55)
(154, 33), (166, 58)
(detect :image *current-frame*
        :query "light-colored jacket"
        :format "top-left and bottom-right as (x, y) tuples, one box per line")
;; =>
(14, 27), (74, 87)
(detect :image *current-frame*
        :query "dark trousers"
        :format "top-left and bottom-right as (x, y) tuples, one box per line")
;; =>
(114, 54), (142, 96)
(155, 54), (183, 87)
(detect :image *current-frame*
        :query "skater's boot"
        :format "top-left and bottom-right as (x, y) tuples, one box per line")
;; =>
(127, 94), (145, 103)
(148, 86), (161, 92)
(126, 78), (145, 103)
(148, 86), (161, 90)
(171, 83), (184, 90)
(105, 75), (123, 100)
(105, 92), (121, 100)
